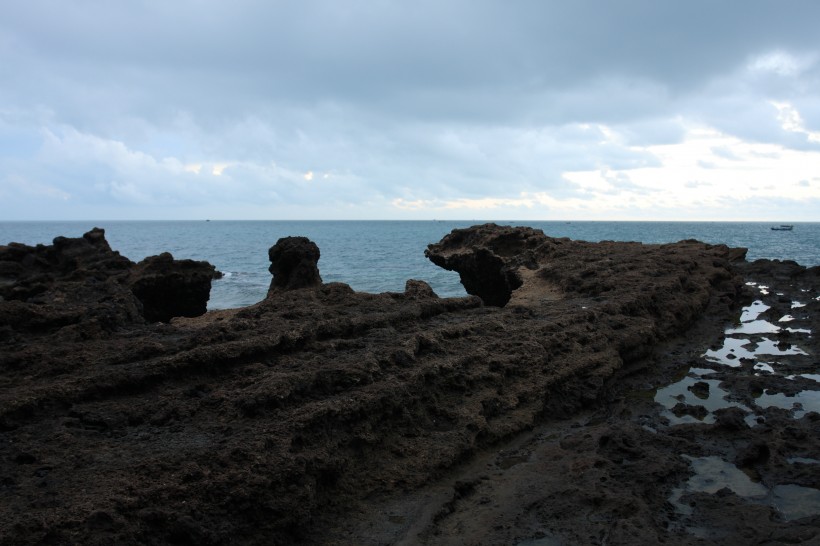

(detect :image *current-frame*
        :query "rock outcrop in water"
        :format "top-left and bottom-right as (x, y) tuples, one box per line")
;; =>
(4, 223), (805, 545)
(267, 236), (323, 294)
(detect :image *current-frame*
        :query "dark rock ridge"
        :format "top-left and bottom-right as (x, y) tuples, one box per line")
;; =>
(0, 228), (217, 334)
(0, 224), (753, 545)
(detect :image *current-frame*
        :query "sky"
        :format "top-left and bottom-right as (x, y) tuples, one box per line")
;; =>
(1, 1), (820, 221)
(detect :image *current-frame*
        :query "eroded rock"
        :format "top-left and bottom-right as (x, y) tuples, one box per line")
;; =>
(129, 252), (218, 323)
(0, 224), (772, 545)
(425, 223), (541, 306)
(267, 236), (323, 294)
(403, 279), (438, 299)
(0, 228), (217, 333)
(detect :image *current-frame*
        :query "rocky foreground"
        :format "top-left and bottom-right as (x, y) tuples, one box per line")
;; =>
(1, 224), (818, 545)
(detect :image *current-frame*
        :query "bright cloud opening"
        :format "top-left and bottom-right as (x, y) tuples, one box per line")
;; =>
(771, 101), (820, 143)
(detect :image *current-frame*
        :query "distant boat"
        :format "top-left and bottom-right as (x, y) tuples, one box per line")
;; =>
(771, 225), (793, 231)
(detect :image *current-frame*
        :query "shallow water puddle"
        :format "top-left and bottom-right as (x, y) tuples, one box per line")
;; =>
(654, 376), (751, 425)
(673, 297), (813, 425)
(706, 337), (809, 365)
(738, 300), (769, 323)
(669, 456), (766, 516)
(769, 485), (820, 521)
(686, 456), (767, 496)
(787, 457), (820, 465)
(725, 320), (781, 335)
(689, 367), (719, 376)
(786, 327), (812, 334)
(704, 338), (756, 367)
(670, 456), (820, 521)
(749, 338), (808, 357)
(753, 362), (775, 374)
(745, 282), (771, 296)
(754, 389), (820, 418)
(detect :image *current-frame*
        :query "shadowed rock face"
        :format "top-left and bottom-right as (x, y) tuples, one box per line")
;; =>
(1, 224), (768, 545)
(267, 236), (323, 294)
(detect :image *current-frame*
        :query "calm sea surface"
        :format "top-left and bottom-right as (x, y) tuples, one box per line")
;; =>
(1, 221), (818, 310)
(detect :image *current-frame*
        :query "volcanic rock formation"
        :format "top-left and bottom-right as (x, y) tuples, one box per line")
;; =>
(267, 236), (323, 295)
(129, 252), (219, 323)
(425, 223), (543, 306)
(0, 228), (217, 335)
(1, 224), (773, 545)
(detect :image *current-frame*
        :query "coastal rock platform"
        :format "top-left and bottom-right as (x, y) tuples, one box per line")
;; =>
(1, 224), (818, 545)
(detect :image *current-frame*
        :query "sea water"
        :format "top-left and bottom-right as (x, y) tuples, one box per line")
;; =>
(1, 221), (819, 310)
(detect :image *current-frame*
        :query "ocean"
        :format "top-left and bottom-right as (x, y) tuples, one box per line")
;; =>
(2, 221), (819, 310)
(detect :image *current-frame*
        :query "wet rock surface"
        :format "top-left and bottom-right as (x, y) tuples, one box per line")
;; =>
(331, 253), (819, 545)
(2, 224), (818, 545)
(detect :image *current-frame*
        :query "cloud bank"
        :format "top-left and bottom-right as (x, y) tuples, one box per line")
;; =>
(2, 1), (819, 220)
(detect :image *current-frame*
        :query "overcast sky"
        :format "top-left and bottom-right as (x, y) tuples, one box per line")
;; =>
(2, 1), (820, 221)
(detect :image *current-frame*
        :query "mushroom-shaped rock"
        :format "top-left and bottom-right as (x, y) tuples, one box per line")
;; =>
(425, 224), (546, 306)
(267, 236), (323, 294)
(129, 252), (217, 323)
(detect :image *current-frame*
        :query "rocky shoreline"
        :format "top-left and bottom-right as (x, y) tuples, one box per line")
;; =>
(1, 224), (818, 545)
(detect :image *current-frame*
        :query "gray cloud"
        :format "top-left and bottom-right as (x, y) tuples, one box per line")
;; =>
(1, 1), (820, 219)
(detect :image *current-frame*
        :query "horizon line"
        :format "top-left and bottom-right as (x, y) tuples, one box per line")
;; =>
(1, 219), (817, 224)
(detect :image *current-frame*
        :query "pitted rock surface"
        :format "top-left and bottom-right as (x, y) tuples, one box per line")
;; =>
(3, 224), (816, 546)
(129, 252), (219, 323)
(0, 228), (216, 336)
(267, 236), (323, 294)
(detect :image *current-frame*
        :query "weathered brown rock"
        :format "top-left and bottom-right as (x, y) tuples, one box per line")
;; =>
(425, 223), (542, 306)
(3, 223), (799, 546)
(403, 279), (438, 299)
